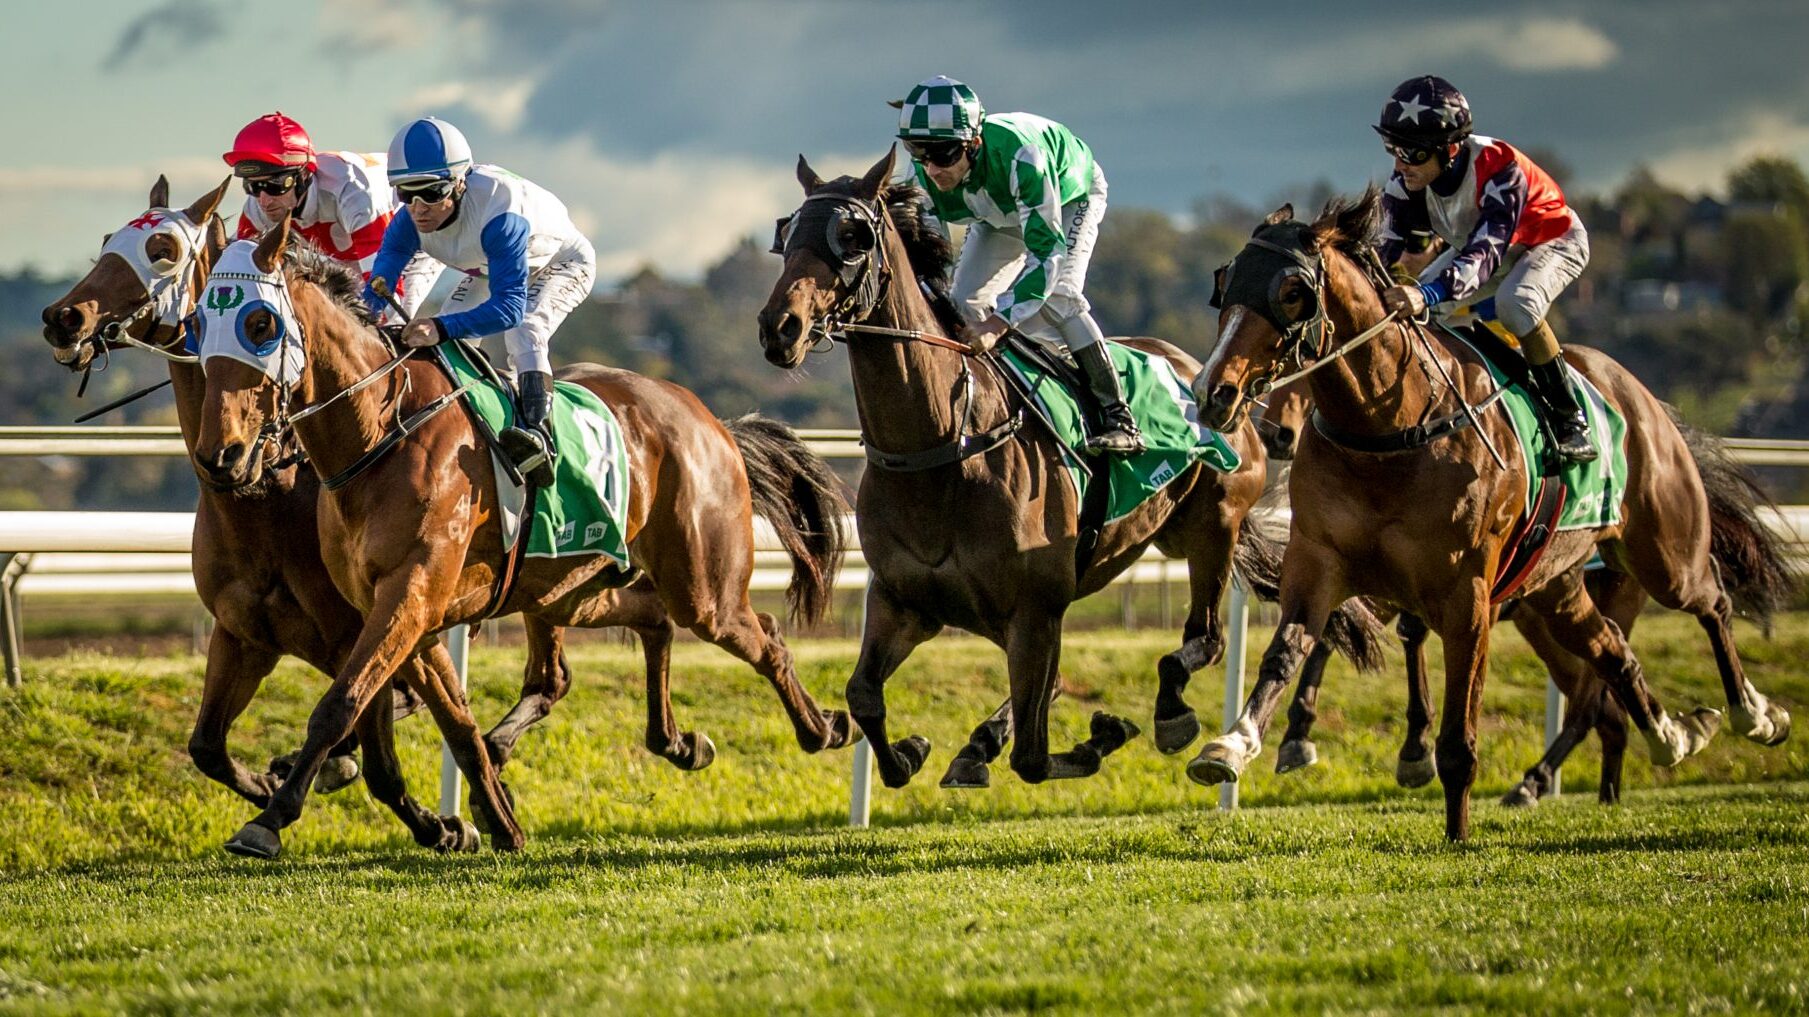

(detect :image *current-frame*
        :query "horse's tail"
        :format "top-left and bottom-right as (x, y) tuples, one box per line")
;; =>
(1670, 406), (1799, 633)
(723, 414), (849, 627)
(1231, 519), (1389, 672)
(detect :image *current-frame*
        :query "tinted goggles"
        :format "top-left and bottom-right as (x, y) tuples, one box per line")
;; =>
(904, 139), (969, 168)
(243, 173), (303, 197)
(396, 179), (457, 205)
(1383, 141), (1437, 167)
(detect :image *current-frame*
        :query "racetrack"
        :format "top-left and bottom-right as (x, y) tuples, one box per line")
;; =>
(1, 616), (1805, 1011)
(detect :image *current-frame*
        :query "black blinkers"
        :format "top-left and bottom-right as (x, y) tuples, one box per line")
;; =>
(1209, 222), (1328, 359)
(772, 192), (890, 323)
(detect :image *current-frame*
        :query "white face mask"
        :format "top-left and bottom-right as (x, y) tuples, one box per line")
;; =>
(98, 208), (206, 329)
(196, 240), (305, 386)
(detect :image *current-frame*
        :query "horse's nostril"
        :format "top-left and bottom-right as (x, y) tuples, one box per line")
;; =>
(213, 444), (245, 473)
(777, 313), (802, 345)
(1211, 384), (1239, 409)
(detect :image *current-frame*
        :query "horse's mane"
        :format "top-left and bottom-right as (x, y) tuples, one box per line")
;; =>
(1309, 184), (1384, 257)
(283, 240), (379, 327)
(880, 181), (966, 338)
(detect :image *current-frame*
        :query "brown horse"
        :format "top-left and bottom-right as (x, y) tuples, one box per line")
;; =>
(1191, 189), (1790, 839)
(38, 179), (504, 859)
(1261, 383), (1794, 806)
(190, 214), (854, 858)
(756, 151), (1382, 789)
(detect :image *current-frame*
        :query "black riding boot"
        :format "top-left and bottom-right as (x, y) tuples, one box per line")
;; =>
(1527, 359), (1597, 464)
(499, 370), (557, 486)
(1074, 342), (1146, 456)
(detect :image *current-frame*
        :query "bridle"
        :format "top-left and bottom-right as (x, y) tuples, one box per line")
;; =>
(81, 210), (211, 368)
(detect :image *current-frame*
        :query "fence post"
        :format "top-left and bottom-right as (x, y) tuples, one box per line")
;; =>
(1219, 579), (1249, 811)
(439, 624), (471, 816)
(849, 576), (873, 828)
(1544, 678), (1564, 798)
(1, 553), (28, 688)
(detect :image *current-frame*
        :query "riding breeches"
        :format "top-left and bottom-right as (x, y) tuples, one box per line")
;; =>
(951, 167), (1109, 350)
(1420, 213), (1590, 339)
(438, 235), (597, 379)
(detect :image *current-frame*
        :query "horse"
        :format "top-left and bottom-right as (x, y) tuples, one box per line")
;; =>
(1191, 188), (1791, 839)
(1260, 382), (1794, 806)
(756, 150), (1384, 789)
(38, 177), (513, 857)
(188, 213), (855, 858)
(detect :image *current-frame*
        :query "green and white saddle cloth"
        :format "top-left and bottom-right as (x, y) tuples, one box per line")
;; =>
(438, 341), (631, 565)
(1000, 340), (1241, 523)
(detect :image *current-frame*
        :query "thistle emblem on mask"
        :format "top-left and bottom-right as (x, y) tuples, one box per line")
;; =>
(206, 284), (245, 313)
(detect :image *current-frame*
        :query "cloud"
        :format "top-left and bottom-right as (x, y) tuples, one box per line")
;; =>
(398, 79), (535, 133)
(0, 159), (226, 198)
(1493, 18), (1618, 72)
(101, 0), (226, 70)
(1638, 111), (1809, 194)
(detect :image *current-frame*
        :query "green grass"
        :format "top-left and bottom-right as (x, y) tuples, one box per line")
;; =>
(1, 614), (1806, 1013)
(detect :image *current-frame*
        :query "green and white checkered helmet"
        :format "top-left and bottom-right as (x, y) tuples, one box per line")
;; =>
(895, 75), (985, 141)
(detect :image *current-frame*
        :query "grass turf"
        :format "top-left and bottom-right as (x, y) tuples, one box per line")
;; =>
(0, 614), (1805, 1013)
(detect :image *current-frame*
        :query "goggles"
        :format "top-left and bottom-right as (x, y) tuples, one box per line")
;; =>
(1383, 140), (1437, 167)
(243, 173), (303, 197)
(904, 138), (970, 168)
(396, 179), (457, 205)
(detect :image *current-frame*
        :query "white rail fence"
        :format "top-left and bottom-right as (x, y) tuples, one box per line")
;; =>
(4, 427), (1808, 821)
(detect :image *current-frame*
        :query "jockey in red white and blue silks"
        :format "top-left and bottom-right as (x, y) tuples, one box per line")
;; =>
(223, 112), (441, 319)
(1374, 75), (1596, 463)
(362, 116), (595, 484)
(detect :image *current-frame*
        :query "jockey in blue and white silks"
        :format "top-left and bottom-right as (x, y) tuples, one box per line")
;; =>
(363, 117), (595, 484)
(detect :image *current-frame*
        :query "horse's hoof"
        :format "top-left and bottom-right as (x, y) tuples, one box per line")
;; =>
(1090, 712), (1141, 755)
(821, 709), (860, 751)
(1185, 742), (1243, 788)
(468, 781), (516, 837)
(939, 754), (991, 789)
(455, 818), (481, 853)
(1153, 710), (1201, 755)
(1732, 702), (1791, 747)
(884, 736), (931, 787)
(1395, 752), (1437, 789)
(224, 822), (282, 860)
(671, 731), (716, 772)
(268, 752), (297, 780)
(314, 754), (361, 795)
(1275, 739), (1318, 774)
(1499, 782), (1540, 808)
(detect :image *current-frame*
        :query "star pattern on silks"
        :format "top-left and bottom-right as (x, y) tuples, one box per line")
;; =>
(1394, 94), (1430, 124)
(126, 212), (164, 231)
(1481, 177), (1514, 207)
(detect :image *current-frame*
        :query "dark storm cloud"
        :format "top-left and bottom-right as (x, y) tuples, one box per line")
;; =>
(102, 0), (226, 70)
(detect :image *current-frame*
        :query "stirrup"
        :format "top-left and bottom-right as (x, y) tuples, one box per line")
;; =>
(500, 426), (555, 486)
(1552, 429), (1598, 464)
(1084, 425), (1146, 457)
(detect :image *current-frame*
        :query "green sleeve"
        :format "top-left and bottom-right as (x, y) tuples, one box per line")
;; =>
(996, 141), (1065, 325)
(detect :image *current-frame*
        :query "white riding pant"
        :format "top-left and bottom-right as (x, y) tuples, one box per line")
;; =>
(438, 235), (596, 379)
(950, 166), (1109, 351)
(1420, 213), (1590, 338)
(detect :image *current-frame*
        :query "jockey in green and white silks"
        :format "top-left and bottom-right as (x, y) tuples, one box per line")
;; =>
(896, 75), (1143, 455)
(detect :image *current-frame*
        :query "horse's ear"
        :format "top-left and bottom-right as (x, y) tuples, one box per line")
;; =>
(1262, 203), (1295, 228)
(149, 175), (170, 210)
(183, 177), (232, 225)
(857, 146), (896, 199)
(797, 155), (824, 194)
(206, 214), (228, 256)
(253, 212), (291, 273)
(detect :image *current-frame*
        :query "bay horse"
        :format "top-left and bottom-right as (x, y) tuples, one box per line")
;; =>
(38, 178), (504, 858)
(190, 214), (855, 858)
(1260, 383), (1794, 806)
(1192, 189), (1791, 839)
(756, 151), (1383, 789)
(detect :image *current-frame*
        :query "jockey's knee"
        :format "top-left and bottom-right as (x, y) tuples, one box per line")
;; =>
(1048, 303), (1103, 351)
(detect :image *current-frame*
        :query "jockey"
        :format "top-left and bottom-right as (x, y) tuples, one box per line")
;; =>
(223, 112), (441, 318)
(363, 117), (596, 486)
(1373, 75), (1597, 463)
(896, 75), (1143, 455)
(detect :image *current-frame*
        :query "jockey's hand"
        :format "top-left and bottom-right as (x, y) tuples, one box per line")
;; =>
(400, 318), (443, 349)
(1382, 284), (1428, 319)
(962, 314), (1011, 355)
(370, 277), (393, 299)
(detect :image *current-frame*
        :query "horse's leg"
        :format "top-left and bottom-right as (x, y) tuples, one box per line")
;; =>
(610, 584), (714, 772)
(483, 614), (574, 769)
(1431, 588), (1492, 841)
(354, 654), (489, 852)
(1188, 546), (1344, 786)
(1006, 609), (1134, 783)
(844, 588), (938, 788)
(1521, 569), (1719, 769)
(186, 625), (284, 807)
(1394, 613), (1438, 788)
(1154, 522), (1236, 755)
(225, 571), (519, 858)
(1275, 644), (1332, 774)
(942, 681), (1065, 789)
(1595, 684), (1629, 805)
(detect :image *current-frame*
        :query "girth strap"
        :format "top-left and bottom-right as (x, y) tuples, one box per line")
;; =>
(865, 410), (1025, 472)
(1308, 406), (1476, 454)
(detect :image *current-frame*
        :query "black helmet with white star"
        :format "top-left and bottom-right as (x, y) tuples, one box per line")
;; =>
(1374, 75), (1472, 147)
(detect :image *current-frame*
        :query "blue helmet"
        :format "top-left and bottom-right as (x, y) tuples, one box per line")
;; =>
(387, 117), (473, 184)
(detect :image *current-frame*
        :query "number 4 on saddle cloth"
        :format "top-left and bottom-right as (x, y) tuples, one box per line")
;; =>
(436, 340), (631, 567)
(999, 336), (1242, 525)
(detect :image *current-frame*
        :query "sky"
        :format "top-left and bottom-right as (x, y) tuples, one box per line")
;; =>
(4, 0), (1809, 282)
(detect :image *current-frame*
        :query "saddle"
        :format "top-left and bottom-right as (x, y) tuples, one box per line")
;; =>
(998, 332), (1114, 575)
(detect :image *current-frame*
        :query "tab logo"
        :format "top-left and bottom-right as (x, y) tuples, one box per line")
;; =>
(585, 522), (606, 545)
(556, 521), (575, 545)
(1146, 459), (1176, 487)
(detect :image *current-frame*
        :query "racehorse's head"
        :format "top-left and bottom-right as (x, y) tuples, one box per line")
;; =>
(191, 216), (308, 493)
(758, 149), (896, 369)
(1192, 186), (1383, 431)
(40, 176), (231, 371)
